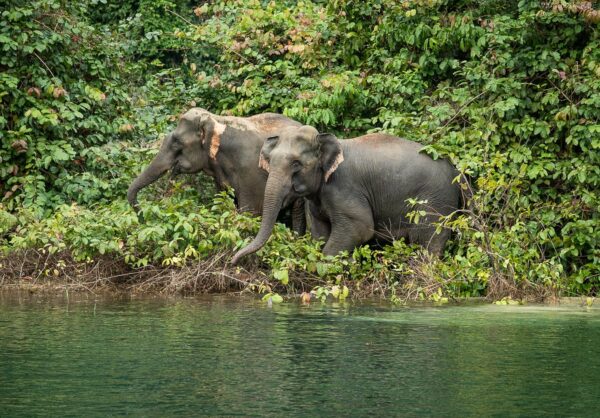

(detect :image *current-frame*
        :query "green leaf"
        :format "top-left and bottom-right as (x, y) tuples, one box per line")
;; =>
(273, 268), (289, 285)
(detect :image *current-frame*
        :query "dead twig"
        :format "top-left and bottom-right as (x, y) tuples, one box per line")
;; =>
(32, 52), (55, 78)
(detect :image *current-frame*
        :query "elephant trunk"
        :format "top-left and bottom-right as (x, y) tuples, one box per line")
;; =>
(231, 172), (288, 265)
(127, 154), (172, 221)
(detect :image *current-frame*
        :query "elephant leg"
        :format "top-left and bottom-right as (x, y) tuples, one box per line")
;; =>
(310, 215), (331, 242)
(323, 211), (375, 256)
(236, 191), (260, 215)
(291, 198), (306, 235)
(426, 227), (451, 257)
(307, 200), (330, 241)
(408, 223), (450, 257)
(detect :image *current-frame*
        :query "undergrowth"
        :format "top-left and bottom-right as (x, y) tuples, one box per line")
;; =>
(0, 189), (554, 302)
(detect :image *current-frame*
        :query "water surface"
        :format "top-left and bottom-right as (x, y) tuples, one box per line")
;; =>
(1, 291), (599, 416)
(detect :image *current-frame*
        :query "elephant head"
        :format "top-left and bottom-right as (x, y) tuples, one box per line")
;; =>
(127, 108), (226, 220)
(231, 125), (343, 264)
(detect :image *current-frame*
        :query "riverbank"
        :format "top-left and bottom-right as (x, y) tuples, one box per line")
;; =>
(0, 247), (557, 303)
(0, 249), (251, 295)
(0, 285), (595, 310)
(0, 191), (583, 303)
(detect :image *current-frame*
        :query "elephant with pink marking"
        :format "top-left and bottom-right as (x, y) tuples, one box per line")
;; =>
(232, 125), (463, 264)
(127, 108), (306, 233)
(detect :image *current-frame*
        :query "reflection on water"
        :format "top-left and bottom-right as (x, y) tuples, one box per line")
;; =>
(1, 292), (600, 416)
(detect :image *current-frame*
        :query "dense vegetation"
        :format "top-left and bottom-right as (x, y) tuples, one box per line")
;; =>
(1, 0), (598, 301)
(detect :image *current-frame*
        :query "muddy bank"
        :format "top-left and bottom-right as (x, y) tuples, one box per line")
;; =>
(0, 249), (263, 295)
(0, 249), (555, 302)
(0, 249), (357, 298)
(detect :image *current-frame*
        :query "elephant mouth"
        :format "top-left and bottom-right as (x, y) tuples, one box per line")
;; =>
(292, 183), (308, 196)
(171, 163), (194, 176)
(170, 163), (182, 177)
(171, 161), (201, 176)
(282, 191), (299, 208)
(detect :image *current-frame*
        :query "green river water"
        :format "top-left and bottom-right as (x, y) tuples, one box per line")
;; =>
(1, 291), (600, 417)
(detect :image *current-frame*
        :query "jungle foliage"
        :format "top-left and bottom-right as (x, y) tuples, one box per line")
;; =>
(0, 0), (598, 300)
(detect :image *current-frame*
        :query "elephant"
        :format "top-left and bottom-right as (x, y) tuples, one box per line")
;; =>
(127, 108), (306, 233)
(231, 125), (462, 264)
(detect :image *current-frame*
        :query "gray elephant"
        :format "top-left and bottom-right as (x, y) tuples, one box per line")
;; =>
(231, 125), (462, 264)
(127, 108), (306, 232)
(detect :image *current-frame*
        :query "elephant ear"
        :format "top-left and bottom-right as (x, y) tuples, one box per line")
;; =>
(259, 135), (279, 172)
(194, 114), (226, 160)
(317, 133), (344, 182)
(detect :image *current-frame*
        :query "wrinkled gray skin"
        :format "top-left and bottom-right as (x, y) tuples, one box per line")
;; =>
(127, 108), (306, 233)
(232, 126), (461, 264)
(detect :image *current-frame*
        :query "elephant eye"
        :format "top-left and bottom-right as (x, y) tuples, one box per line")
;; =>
(291, 160), (302, 170)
